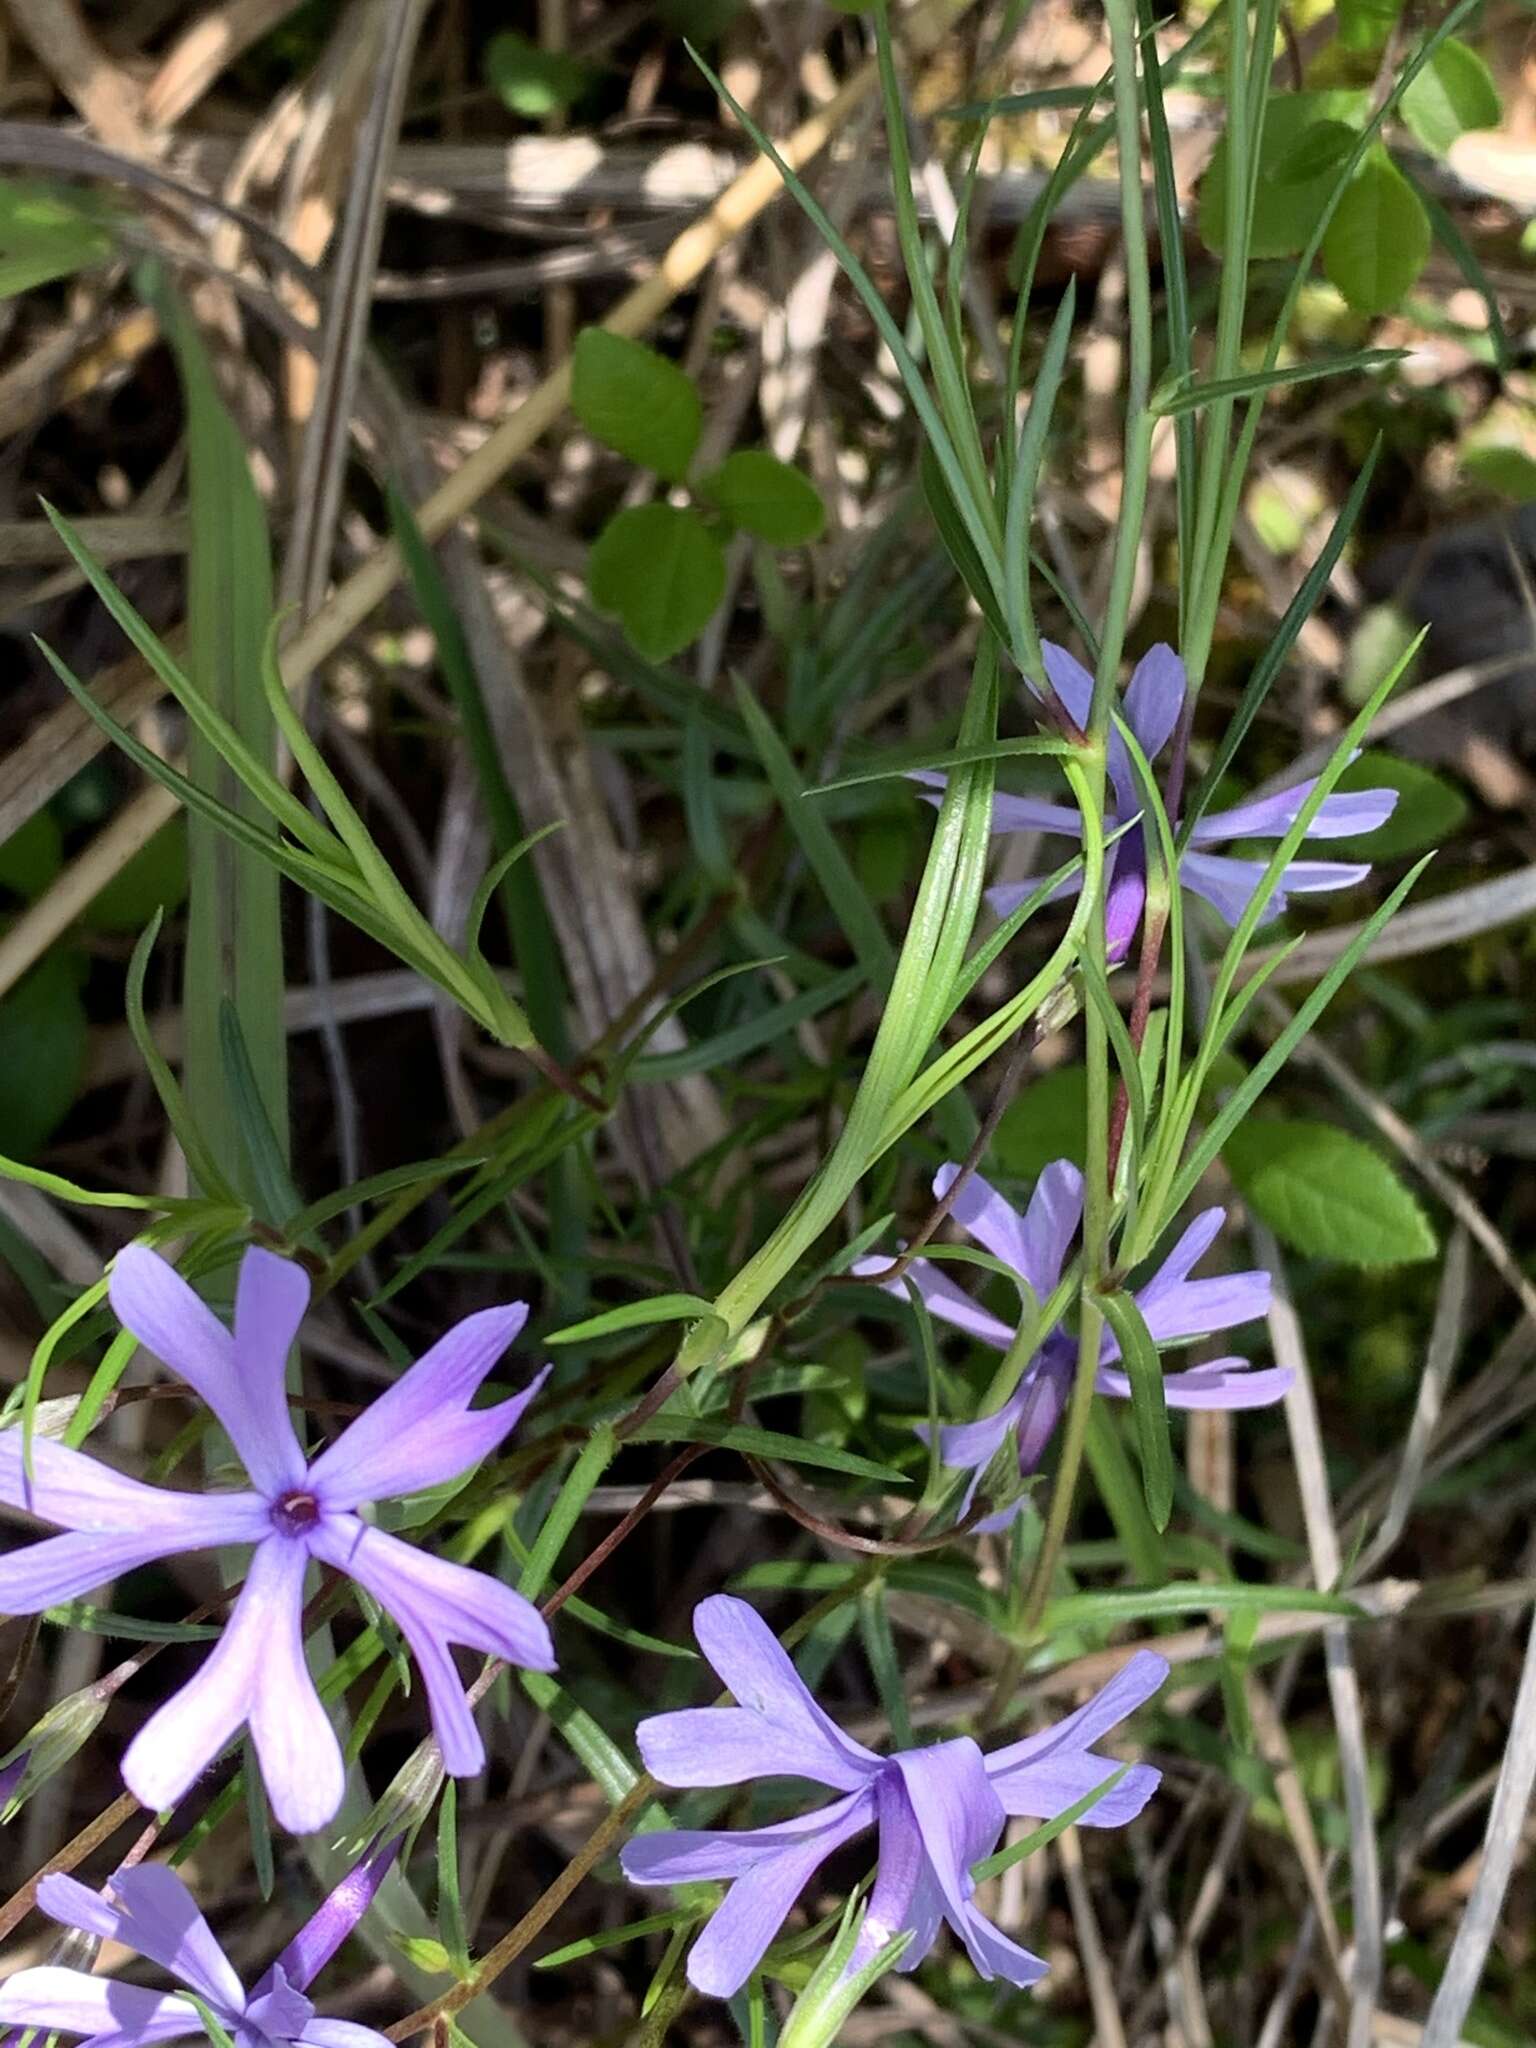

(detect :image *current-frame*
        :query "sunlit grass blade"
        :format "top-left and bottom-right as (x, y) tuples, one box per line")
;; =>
(159, 289), (288, 1199)
(1093, 1288), (1173, 1530)
(1004, 280), (1076, 674)
(734, 676), (893, 990)
(1180, 441), (1380, 845)
(388, 483), (573, 1059)
(1155, 350), (1406, 417)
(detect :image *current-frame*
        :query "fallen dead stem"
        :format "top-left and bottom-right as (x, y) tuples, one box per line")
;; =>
(0, 0), (971, 1006)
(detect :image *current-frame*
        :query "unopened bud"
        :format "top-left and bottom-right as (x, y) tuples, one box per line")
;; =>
(272, 1835), (403, 1993)
(779, 1898), (910, 2048)
(336, 1733), (445, 1865)
(0, 1684), (110, 1818)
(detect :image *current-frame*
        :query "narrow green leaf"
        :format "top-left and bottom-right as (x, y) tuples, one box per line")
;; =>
(622, 1417), (907, 1484)
(734, 676), (894, 990)
(1154, 348), (1404, 417)
(1092, 1289), (1174, 1530)
(156, 290), (288, 1198)
(546, 1293), (720, 1343)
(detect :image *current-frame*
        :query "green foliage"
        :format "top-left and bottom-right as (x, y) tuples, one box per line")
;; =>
(1198, 92), (1366, 261)
(1222, 1118), (1437, 1266)
(1333, 753), (1468, 859)
(1399, 39), (1501, 155)
(1462, 445), (1536, 502)
(572, 327), (825, 656)
(0, 953), (88, 1158)
(0, 178), (113, 298)
(484, 30), (594, 119)
(1322, 149), (1431, 315)
(587, 504), (726, 661)
(572, 330), (702, 484)
(82, 824), (189, 931)
(0, 811), (62, 897)
(698, 450), (826, 544)
(990, 1064), (1089, 1177)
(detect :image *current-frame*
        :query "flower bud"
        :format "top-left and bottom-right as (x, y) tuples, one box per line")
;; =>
(0, 1684), (111, 1819)
(778, 1899), (910, 2048)
(336, 1733), (445, 1865)
(272, 1835), (403, 1994)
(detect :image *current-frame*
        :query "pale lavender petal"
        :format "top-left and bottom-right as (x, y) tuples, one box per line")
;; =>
(1177, 851), (1269, 926)
(1192, 780), (1398, 845)
(270, 1838), (402, 1994)
(1103, 831), (1147, 962)
(677, 1796), (873, 1998)
(311, 1519), (554, 1672)
(986, 1649), (1169, 1801)
(121, 1535), (306, 1821)
(247, 1548), (346, 1836)
(1137, 1207), (1224, 1292)
(852, 1253), (1015, 1351)
(935, 1157), (1083, 1301)
(1146, 1359), (1295, 1408)
(241, 1969), (313, 2042)
(889, 1739), (1025, 1982)
(907, 772), (1084, 839)
(0, 1524), (256, 1614)
(1039, 642), (1093, 729)
(309, 1518), (550, 1777)
(679, 1596), (880, 1792)
(0, 1970), (201, 2045)
(953, 1911), (1050, 1988)
(853, 1773), (945, 1976)
(37, 1868), (245, 2011)
(984, 1750), (1161, 1828)
(621, 1791), (874, 1886)
(986, 870), (1085, 921)
(934, 1378), (1029, 1475)
(1123, 644), (1185, 763)
(1180, 851), (1371, 929)
(230, 1249), (310, 1494)
(110, 1248), (304, 1491)
(307, 1314), (537, 1510)
(1268, 857), (1374, 895)
(298, 2020), (397, 2048)
(0, 1425), (268, 1540)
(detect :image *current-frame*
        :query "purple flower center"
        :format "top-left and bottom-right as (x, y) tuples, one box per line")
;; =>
(270, 1489), (321, 1537)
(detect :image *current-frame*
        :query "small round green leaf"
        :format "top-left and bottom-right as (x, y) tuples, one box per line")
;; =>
(82, 823), (188, 932)
(698, 450), (826, 545)
(588, 504), (726, 662)
(1400, 39), (1501, 157)
(990, 1064), (1088, 1179)
(0, 811), (62, 899)
(1322, 149), (1431, 315)
(1198, 92), (1366, 260)
(484, 31), (593, 119)
(1332, 752), (1468, 859)
(572, 329), (702, 483)
(0, 952), (89, 1158)
(1223, 1118), (1436, 1267)
(1463, 445), (1536, 504)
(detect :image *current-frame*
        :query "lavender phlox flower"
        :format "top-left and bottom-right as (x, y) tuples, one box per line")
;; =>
(854, 1160), (1287, 1531)
(0, 1865), (390, 2048)
(912, 640), (1398, 959)
(0, 1245), (555, 1834)
(620, 1595), (1167, 1999)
